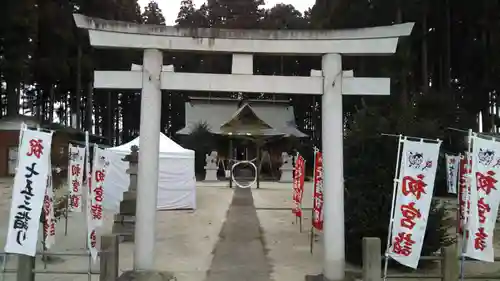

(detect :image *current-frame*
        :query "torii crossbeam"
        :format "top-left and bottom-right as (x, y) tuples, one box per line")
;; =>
(74, 14), (413, 281)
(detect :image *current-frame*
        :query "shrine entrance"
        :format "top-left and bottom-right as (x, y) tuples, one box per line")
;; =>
(74, 14), (414, 280)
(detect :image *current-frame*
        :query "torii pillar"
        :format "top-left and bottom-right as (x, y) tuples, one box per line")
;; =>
(74, 14), (413, 281)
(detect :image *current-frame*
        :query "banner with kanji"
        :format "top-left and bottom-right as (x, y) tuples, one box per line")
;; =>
(312, 151), (324, 230)
(292, 154), (306, 217)
(445, 154), (460, 194)
(458, 153), (472, 234)
(5, 128), (53, 256)
(388, 139), (441, 269)
(85, 135), (98, 261)
(68, 144), (85, 212)
(90, 146), (109, 227)
(464, 136), (500, 262)
(43, 156), (56, 249)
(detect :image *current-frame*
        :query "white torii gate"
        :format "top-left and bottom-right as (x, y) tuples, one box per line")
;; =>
(74, 14), (413, 281)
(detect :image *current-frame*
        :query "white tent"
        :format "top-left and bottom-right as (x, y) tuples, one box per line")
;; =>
(103, 133), (196, 211)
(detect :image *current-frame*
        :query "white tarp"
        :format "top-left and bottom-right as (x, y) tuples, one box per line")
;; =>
(103, 133), (196, 211)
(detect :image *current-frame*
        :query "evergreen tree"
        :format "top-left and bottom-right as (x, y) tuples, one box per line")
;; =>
(142, 1), (166, 25)
(0, 0), (37, 116)
(210, 0), (265, 28)
(177, 0), (196, 25)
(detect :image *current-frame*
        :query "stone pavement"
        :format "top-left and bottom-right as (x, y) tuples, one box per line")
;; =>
(205, 188), (272, 281)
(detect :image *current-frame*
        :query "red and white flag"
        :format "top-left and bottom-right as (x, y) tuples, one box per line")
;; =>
(388, 139), (441, 269)
(312, 151), (324, 230)
(458, 153), (472, 234)
(43, 157), (56, 249)
(292, 155), (305, 217)
(90, 146), (109, 228)
(87, 143), (110, 262)
(445, 154), (460, 194)
(68, 144), (85, 212)
(464, 136), (500, 262)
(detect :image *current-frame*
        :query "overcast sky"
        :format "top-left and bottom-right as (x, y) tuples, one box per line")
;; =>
(138, 0), (314, 25)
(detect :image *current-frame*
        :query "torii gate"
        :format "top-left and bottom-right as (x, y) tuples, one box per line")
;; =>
(74, 14), (413, 281)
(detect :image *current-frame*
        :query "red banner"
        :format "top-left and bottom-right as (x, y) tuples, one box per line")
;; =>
(292, 155), (306, 217)
(458, 153), (471, 235)
(312, 151), (324, 230)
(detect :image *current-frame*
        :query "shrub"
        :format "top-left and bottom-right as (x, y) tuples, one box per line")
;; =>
(181, 121), (215, 178)
(343, 97), (461, 267)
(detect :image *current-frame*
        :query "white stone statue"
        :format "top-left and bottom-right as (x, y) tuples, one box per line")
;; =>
(279, 152), (294, 183)
(281, 152), (294, 169)
(204, 150), (218, 181)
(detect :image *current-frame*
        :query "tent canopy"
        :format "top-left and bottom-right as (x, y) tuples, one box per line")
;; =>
(103, 132), (196, 211)
(109, 133), (194, 158)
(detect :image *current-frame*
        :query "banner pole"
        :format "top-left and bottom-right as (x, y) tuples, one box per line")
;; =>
(64, 142), (71, 237)
(299, 159), (306, 233)
(382, 135), (404, 281)
(310, 147), (318, 254)
(85, 132), (90, 250)
(64, 194), (69, 236)
(456, 153), (463, 254)
(1, 124), (27, 281)
(459, 129), (473, 281)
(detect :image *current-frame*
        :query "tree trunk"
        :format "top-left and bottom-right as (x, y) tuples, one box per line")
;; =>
(76, 44), (82, 130)
(396, 1), (408, 106)
(107, 91), (113, 145)
(421, 0), (429, 94)
(49, 86), (55, 123)
(6, 79), (19, 116)
(481, 0), (492, 132)
(87, 80), (94, 133)
(115, 93), (120, 145)
(442, 0), (451, 93)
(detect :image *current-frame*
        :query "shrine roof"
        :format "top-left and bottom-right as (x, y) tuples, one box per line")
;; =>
(176, 99), (307, 138)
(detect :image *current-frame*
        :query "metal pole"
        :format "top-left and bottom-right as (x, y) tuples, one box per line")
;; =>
(381, 133), (441, 143)
(299, 159), (306, 233)
(310, 147), (318, 254)
(64, 194), (69, 236)
(84, 132), (90, 250)
(456, 153), (463, 255)
(459, 129), (473, 281)
(0, 254), (6, 281)
(87, 251), (92, 281)
(382, 135), (404, 281)
(2, 124), (26, 281)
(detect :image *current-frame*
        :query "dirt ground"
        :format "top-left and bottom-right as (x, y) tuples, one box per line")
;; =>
(0, 178), (500, 281)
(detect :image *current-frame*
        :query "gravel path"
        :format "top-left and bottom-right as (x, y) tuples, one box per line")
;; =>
(205, 188), (272, 281)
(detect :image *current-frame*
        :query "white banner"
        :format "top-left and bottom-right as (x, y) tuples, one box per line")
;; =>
(464, 136), (500, 262)
(43, 157), (56, 249)
(445, 154), (460, 194)
(90, 146), (109, 227)
(68, 144), (85, 212)
(85, 135), (98, 262)
(4, 128), (53, 256)
(388, 139), (441, 269)
(458, 153), (472, 235)
(88, 144), (109, 262)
